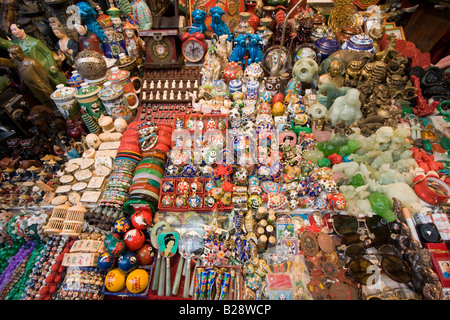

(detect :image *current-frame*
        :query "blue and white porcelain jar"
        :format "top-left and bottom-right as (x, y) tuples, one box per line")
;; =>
(342, 34), (375, 53)
(246, 80), (259, 100)
(229, 79), (243, 93)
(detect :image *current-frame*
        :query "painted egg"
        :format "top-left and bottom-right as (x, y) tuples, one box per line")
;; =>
(113, 217), (132, 236)
(107, 239), (126, 258)
(126, 269), (149, 294)
(131, 208), (153, 230)
(118, 251), (138, 273)
(105, 268), (126, 292)
(136, 244), (155, 265)
(97, 252), (116, 271)
(123, 229), (146, 251)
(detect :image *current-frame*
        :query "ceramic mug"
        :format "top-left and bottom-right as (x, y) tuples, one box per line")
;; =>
(98, 82), (138, 123)
(74, 83), (106, 120)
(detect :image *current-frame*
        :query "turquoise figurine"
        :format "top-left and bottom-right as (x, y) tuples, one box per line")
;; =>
(247, 34), (263, 65)
(191, 9), (207, 34)
(210, 6), (232, 38)
(229, 34), (248, 65)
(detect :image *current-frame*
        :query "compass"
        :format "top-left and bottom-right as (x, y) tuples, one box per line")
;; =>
(141, 29), (182, 68)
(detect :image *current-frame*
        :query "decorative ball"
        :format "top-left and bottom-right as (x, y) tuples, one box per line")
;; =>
(114, 117), (128, 133)
(131, 208), (153, 230)
(74, 50), (108, 80)
(104, 268), (126, 292)
(118, 251), (138, 273)
(272, 101), (285, 117)
(113, 217), (132, 236)
(107, 239), (126, 258)
(272, 93), (284, 105)
(97, 252), (116, 271)
(136, 244), (155, 265)
(103, 233), (121, 248)
(126, 269), (149, 294)
(123, 229), (146, 251)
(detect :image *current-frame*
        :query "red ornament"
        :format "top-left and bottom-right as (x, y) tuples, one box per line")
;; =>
(136, 244), (155, 265)
(131, 208), (153, 230)
(272, 93), (284, 105)
(327, 153), (343, 165)
(123, 229), (146, 251)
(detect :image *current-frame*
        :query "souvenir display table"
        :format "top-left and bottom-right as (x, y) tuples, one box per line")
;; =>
(0, 0), (449, 302)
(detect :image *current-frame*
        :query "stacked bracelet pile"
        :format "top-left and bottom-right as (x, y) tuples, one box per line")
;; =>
(99, 122), (142, 209)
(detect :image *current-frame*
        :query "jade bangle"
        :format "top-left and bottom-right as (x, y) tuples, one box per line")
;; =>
(134, 167), (163, 179)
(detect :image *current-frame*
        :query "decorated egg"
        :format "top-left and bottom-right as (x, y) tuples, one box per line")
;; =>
(272, 101), (285, 117)
(97, 252), (116, 271)
(103, 233), (121, 248)
(136, 244), (155, 265)
(104, 268), (126, 292)
(123, 229), (146, 251)
(126, 269), (149, 294)
(272, 93), (284, 105)
(107, 239), (126, 257)
(131, 208), (153, 230)
(113, 217), (132, 236)
(118, 251), (138, 273)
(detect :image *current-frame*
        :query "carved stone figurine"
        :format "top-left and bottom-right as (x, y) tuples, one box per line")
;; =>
(327, 88), (362, 127)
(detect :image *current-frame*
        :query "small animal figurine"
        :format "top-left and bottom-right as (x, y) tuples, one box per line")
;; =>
(229, 34), (248, 65)
(191, 9), (207, 34)
(247, 34), (263, 65)
(209, 6), (232, 38)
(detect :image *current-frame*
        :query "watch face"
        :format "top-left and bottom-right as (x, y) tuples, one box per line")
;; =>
(182, 40), (205, 63)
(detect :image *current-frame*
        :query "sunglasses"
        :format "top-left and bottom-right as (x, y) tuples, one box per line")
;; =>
(364, 287), (420, 300)
(345, 244), (412, 287)
(330, 214), (391, 248)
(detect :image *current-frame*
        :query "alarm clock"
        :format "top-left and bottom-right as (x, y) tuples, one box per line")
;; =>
(180, 31), (207, 63)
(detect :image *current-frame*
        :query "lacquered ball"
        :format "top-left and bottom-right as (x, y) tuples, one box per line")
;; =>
(118, 251), (138, 273)
(136, 244), (155, 265)
(107, 239), (126, 258)
(104, 268), (126, 292)
(113, 217), (132, 236)
(103, 233), (121, 248)
(123, 229), (145, 251)
(97, 252), (116, 271)
(131, 208), (153, 230)
(125, 269), (149, 294)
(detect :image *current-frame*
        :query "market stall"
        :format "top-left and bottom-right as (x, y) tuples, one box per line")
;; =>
(0, 0), (449, 302)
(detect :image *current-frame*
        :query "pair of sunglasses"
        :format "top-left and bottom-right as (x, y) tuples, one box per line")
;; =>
(345, 244), (412, 287)
(365, 287), (420, 300)
(330, 214), (391, 248)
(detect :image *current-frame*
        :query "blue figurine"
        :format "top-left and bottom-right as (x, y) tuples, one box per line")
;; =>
(247, 34), (263, 65)
(229, 34), (248, 65)
(190, 9), (207, 34)
(209, 6), (232, 38)
(77, 2), (106, 41)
